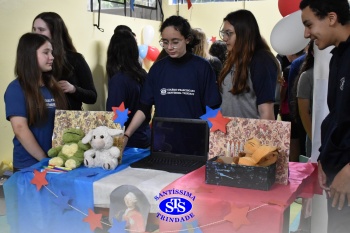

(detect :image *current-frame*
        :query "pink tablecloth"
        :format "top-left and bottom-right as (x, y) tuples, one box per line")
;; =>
(158, 162), (321, 233)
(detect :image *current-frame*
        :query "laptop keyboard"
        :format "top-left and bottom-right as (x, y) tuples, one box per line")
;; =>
(145, 157), (202, 167)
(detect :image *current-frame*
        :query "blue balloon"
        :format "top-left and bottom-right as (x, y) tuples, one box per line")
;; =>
(138, 44), (148, 59)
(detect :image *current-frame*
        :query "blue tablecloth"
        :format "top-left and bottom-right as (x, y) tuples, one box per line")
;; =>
(4, 147), (150, 233)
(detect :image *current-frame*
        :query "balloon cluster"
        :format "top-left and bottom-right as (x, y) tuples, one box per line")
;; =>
(138, 25), (160, 62)
(270, 0), (310, 56)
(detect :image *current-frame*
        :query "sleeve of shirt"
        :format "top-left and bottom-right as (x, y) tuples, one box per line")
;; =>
(69, 53), (97, 104)
(296, 71), (312, 99)
(106, 73), (127, 111)
(4, 81), (27, 120)
(250, 50), (278, 105)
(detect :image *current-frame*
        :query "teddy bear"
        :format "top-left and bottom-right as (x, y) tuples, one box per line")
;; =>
(81, 126), (124, 170)
(48, 128), (91, 169)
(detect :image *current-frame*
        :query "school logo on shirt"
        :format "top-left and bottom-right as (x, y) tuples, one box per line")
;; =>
(45, 98), (56, 108)
(340, 77), (345, 91)
(160, 88), (195, 96)
(154, 189), (196, 222)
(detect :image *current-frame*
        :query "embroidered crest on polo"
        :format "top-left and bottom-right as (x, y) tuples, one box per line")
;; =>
(340, 77), (345, 91)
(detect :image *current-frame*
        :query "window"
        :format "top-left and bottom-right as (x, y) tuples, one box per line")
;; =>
(89, 0), (163, 21)
(170, 0), (251, 4)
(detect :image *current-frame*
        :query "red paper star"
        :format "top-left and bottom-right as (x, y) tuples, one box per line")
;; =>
(208, 111), (231, 133)
(112, 102), (131, 120)
(30, 170), (48, 191)
(83, 209), (103, 231)
(224, 204), (250, 230)
(210, 36), (217, 42)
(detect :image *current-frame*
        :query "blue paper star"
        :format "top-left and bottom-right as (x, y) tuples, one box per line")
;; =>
(113, 108), (129, 127)
(53, 191), (71, 211)
(108, 218), (127, 233)
(200, 106), (220, 128)
(181, 220), (203, 233)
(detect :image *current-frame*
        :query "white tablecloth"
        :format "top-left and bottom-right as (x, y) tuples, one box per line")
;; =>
(93, 167), (183, 212)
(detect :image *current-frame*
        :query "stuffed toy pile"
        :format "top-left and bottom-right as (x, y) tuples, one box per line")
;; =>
(232, 138), (279, 167)
(48, 128), (90, 169)
(82, 126), (124, 170)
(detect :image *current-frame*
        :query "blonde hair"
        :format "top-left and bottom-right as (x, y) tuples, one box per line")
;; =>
(192, 28), (211, 60)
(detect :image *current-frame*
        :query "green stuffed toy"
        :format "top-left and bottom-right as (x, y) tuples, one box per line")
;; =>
(48, 128), (91, 169)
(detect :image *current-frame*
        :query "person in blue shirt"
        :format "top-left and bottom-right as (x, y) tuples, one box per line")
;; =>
(122, 15), (221, 147)
(106, 30), (151, 148)
(218, 10), (280, 120)
(4, 33), (67, 171)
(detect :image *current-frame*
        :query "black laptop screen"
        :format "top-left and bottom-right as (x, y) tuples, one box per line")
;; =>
(151, 117), (209, 157)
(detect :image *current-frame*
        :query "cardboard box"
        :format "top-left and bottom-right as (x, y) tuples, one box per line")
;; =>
(205, 156), (276, 191)
(208, 117), (290, 185)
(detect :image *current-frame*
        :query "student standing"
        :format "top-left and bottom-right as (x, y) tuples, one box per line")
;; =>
(123, 15), (221, 146)
(4, 33), (67, 171)
(106, 31), (151, 148)
(218, 10), (280, 120)
(300, 0), (350, 232)
(32, 12), (97, 110)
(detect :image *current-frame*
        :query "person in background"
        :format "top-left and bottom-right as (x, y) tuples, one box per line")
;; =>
(192, 28), (222, 79)
(122, 15), (221, 148)
(280, 49), (306, 162)
(300, 0), (350, 232)
(114, 25), (136, 37)
(290, 41), (315, 233)
(106, 31), (151, 148)
(32, 12), (97, 110)
(4, 33), (67, 172)
(275, 54), (291, 120)
(218, 9), (280, 120)
(209, 40), (227, 64)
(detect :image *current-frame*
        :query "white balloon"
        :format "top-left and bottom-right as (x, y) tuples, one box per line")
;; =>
(142, 25), (155, 45)
(270, 10), (310, 56)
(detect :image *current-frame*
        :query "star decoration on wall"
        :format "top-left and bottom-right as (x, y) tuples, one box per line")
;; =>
(224, 204), (250, 230)
(83, 209), (103, 231)
(30, 170), (48, 191)
(112, 102), (131, 121)
(200, 106), (221, 128)
(208, 111), (231, 133)
(210, 36), (217, 42)
(181, 220), (203, 233)
(108, 218), (127, 233)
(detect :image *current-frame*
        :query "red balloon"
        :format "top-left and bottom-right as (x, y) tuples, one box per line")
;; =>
(146, 46), (160, 61)
(278, 0), (301, 17)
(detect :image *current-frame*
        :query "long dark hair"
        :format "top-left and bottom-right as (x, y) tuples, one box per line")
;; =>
(106, 31), (147, 84)
(33, 12), (77, 81)
(160, 15), (199, 52)
(290, 42), (314, 120)
(218, 10), (280, 95)
(15, 33), (67, 126)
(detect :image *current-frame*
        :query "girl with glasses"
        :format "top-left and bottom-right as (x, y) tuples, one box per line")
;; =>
(218, 10), (280, 120)
(122, 15), (221, 147)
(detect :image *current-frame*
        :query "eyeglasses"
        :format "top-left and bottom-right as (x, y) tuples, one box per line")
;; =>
(159, 39), (183, 49)
(219, 30), (234, 40)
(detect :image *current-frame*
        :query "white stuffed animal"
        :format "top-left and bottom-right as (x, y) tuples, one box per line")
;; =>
(82, 126), (124, 170)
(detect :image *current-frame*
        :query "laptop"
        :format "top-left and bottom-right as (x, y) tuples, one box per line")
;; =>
(130, 117), (209, 174)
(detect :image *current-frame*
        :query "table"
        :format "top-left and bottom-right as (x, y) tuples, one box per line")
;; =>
(158, 162), (321, 233)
